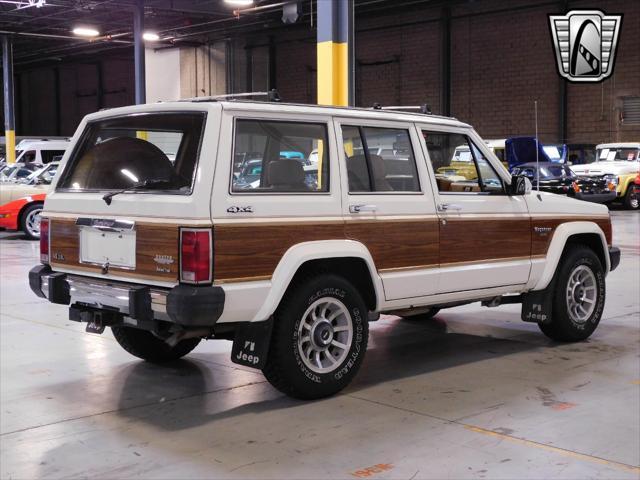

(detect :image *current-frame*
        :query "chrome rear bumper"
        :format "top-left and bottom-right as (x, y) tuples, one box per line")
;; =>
(66, 276), (170, 320)
(29, 265), (225, 327)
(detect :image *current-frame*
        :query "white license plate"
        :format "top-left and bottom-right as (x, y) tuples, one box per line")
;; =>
(79, 228), (136, 268)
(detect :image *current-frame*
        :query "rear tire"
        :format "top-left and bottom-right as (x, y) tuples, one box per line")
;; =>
(20, 203), (43, 240)
(112, 326), (201, 363)
(263, 273), (369, 400)
(623, 187), (639, 210)
(538, 245), (605, 342)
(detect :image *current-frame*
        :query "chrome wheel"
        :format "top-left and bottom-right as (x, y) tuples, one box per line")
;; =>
(565, 265), (597, 324)
(297, 297), (353, 374)
(25, 207), (42, 239)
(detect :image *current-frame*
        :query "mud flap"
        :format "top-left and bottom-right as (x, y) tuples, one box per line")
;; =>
(231, 318), (274, 369)
(521, 279), (556, 324)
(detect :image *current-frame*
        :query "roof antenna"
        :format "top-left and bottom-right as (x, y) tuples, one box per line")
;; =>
(534, 100), (540, 192)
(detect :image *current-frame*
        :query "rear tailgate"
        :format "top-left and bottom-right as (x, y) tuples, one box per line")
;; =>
(48, 216), (182, 286)
(43, 103), (220, 287)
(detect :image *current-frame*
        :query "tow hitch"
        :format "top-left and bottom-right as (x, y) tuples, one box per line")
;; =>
(69, 305), (121, 334)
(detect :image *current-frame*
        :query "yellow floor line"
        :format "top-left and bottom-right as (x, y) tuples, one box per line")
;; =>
(465, 425), (640, 474)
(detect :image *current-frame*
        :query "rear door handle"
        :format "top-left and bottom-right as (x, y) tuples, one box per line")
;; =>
(349, 204), (378, 213)
(438, 203), (463, 212)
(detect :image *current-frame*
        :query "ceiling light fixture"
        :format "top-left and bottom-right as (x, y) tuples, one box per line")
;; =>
(143, 32), (160, 41)
(224, 0), (254, 6)
(72, 26), (100, 37)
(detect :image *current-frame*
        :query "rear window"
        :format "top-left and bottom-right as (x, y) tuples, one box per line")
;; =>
(57, 112), (205, 192)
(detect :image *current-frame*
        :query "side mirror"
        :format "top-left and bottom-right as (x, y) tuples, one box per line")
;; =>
(508, 175), (531, 195)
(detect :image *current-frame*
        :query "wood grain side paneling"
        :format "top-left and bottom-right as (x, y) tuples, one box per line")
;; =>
(531, 216), (612, 256)
(48, 214), (612, 285)
(49, 218), (181, 282)
(439, 218), (531, 265)
(213, 222), (345, 281)
(345, 219), (439, 271)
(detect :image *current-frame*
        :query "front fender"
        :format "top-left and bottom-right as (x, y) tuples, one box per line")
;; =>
(532, 221), (609, 291)
(618, 174), (637, 196)
(251, 239), (383, 322)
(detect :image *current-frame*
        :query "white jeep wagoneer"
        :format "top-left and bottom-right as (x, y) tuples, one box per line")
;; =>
(30, 98), (620, 399)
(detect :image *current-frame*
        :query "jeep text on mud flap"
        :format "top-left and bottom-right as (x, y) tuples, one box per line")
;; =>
(30, 100), (620, 399)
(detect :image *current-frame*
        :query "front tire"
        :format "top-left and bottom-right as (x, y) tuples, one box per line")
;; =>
(623, 187), (639, 210)
(20, 203), (43, 240)
(538, 245), (605, 342)
(263, 274), (369, 400)
(112, 326), (201, 363)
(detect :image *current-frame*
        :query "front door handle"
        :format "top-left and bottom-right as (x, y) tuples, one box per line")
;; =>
(438, 203), (463, 212)
(349, 204), (378, 214)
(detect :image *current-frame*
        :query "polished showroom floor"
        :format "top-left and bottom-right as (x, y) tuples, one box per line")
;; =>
(1, 210), (638, 479)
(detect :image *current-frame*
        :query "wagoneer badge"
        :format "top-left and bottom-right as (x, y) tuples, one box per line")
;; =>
(534, 226), (553, 236)
(154, 255), (174, 273)
(154, 255), (174, 265)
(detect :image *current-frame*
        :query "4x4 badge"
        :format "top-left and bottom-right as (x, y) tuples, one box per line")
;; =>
(227, 206), (253, 213)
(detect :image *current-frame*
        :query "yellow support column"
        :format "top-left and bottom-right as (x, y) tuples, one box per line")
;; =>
(317, 0), (351, 107)
(2, 35), (16, 164)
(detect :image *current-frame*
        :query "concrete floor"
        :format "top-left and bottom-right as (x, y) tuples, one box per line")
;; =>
(1, 211), (638, 480)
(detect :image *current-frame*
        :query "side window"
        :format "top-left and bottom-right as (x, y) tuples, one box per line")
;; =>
(422, 130), (504, 194)
(21, 150), (37, 163)
(422, 131), (480, 193)
(41, 150), (66, 163)
(470, 142), (504, 194)
(342, 125), (420, 193)
(232, 119), (329, 193)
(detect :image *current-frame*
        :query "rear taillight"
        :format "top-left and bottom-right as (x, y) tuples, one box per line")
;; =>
(40, 218), (50, 264)
(180, 228), (212, 284)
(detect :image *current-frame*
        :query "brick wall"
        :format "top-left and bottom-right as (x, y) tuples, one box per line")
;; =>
(262, 0), (639, 144)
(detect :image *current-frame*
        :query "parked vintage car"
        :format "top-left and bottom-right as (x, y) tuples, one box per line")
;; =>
(511, 162), (616, 204)
(505, 137), (567, 170)
(571, 143), (640, 210)
(0, 162), (59, 239)
(485, 138), (507, 166)
(0, 162), (41, 183)
(30, 100), (619, 399)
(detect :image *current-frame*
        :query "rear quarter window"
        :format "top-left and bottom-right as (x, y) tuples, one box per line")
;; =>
(57, 112), (206, 193)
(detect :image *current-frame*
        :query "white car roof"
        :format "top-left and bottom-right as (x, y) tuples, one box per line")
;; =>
(596, 142), (640, 149)
(17, 140), (70, 150)
(82, 100), (472, 130)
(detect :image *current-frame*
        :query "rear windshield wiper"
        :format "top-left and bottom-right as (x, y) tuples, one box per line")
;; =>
(102, 179), (175, 205)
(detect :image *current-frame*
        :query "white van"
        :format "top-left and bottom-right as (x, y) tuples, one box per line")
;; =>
(15, 139), (70, 165)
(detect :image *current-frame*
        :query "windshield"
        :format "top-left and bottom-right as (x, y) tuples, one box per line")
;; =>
(540, 165), (571, 177)
(0, 163), (39, 181)
(596, 148), (639, 162)
(57, 112), (205, 192)
(24, 163), (59, 185)
(542, 145), (562, 161)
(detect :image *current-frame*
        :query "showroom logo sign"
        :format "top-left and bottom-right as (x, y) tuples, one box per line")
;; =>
(548, 10), (622, 83)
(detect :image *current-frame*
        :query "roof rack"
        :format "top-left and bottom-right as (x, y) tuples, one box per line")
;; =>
(371, 103), (432, 115)
(181, 89), (281, 103)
